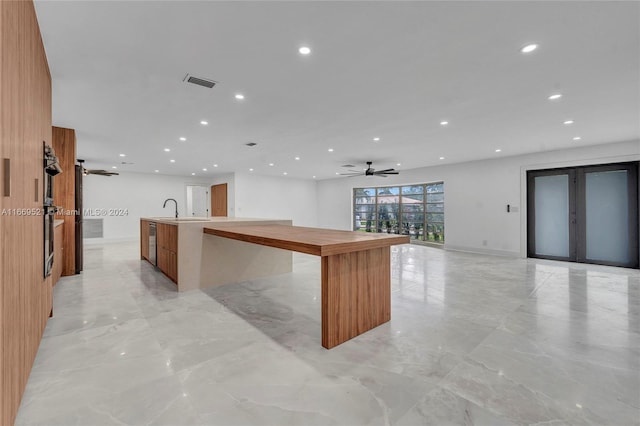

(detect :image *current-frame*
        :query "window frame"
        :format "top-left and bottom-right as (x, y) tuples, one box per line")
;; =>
(353, 182), (444, 243)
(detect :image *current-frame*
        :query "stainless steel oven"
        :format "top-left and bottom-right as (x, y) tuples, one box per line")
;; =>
(43, 206), (56, 276)
(43, 143), (61, 277)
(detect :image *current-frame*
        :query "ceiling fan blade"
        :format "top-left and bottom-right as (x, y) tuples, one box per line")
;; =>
(374, 168), (396, 173)
(87, 169), (119, 176)
(378, 171), (399, 175)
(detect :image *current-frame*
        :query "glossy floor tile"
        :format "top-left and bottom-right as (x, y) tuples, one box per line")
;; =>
(16, 241), (640, 425)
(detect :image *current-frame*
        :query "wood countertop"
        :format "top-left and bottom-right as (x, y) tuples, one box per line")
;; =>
(141, 217), (290, 225)
(203, 224), (409, 256)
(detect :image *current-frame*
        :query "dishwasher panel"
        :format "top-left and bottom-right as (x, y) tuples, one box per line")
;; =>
(149, 222), (157, 266)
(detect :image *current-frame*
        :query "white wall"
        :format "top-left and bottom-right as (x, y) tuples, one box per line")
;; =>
(234, 172), (318, 227)
(83, 171), (210, 240)
(317, 140), (640, 257)
(84, 140), (638, 250)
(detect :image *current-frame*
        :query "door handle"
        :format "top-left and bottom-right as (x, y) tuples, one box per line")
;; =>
(3, 158), (10, 196)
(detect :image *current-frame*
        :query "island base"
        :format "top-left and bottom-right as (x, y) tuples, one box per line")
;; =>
(321, 247), (391, 349)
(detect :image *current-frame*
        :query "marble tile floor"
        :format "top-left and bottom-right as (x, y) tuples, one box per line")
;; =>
(15, 241), (639, 426)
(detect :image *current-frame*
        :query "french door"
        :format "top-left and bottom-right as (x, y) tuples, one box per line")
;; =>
(527, 162), (638, 268)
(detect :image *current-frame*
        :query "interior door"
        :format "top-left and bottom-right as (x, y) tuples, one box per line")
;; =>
(211, 183), (228, 217)
(187, 185), (209, 217)
(576, 163), (638, 267)
(528, 162), (639, 268)
(527, 168), (576, 261)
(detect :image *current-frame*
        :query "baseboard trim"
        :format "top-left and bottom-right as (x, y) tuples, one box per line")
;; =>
(444, 244), (520, 258)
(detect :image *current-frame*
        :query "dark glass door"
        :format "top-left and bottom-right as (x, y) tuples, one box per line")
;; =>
(528, 162), (638, 268)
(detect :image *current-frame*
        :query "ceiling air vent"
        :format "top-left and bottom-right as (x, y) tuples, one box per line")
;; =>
(245, 142), (257, 147)
(183, 73), (217, 89)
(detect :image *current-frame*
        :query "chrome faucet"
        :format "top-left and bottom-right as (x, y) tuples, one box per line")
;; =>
(163, 198), (178, 218)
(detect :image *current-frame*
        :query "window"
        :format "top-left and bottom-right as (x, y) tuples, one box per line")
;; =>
(353, 182), (444, 243)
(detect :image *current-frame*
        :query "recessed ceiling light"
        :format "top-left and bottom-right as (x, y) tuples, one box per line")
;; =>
(573, 136), (582, 141)
(164, 148), (170, 152)
(495, 149), (502, 153)
(111, 166), (117, 169)
(170, 159), (176, 163)
(119, 153), (126, 157)
(440, 121), (449, 126)
(249, 168), (254, 172)
(235, 94), (245, 100)
(269, 163), (274, 166)
(564, 120), (574, 125)
(202, 168), (207, 171)
(179, 137), (186, 141)
(396, 163), (401, 166)
(283, 172), (288, 175)
(200, 120), (208, 125)
(439, 156), (445, 160)
(154, 170), (159, 173)
(548, 94), (562, 100)
(295, 156), (300, 160)
(373, 137), (380, 141)
(213, 164), (218, 167)
(191, 173), (195, 176)
(328, 148), (334, 152)
(312, 176), (316, 179)
(299, 46), (311, 55)
(335, 172), (340, 175)
(520, 43), (538, 53)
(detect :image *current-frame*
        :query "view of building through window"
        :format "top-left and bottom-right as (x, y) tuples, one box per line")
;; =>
(353, 182), (444, 243)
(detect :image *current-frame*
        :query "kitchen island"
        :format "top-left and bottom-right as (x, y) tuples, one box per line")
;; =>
(140, 218), (409, 348)
(140, 217), (293, 291)
(204, 224), (409, 348)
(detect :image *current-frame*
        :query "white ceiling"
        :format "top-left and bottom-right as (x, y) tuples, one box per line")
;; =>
(34, 1), (639, 180)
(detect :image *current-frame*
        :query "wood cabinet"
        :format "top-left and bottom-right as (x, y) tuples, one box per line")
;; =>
(139, 220), (178, 283)
(140, 219), (150, 260)
(0, 1), (53, 423)
(52, 126), (76, 276)
(157, 223), (178, 283)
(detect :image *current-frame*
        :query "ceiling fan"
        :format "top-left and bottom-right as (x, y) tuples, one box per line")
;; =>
(340, 161), (399, 178)
(77, 159), (119, 176)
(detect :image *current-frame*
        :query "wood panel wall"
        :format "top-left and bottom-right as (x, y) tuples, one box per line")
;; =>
(0, 1), (53, 424)
(52, 126), (76, 276)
